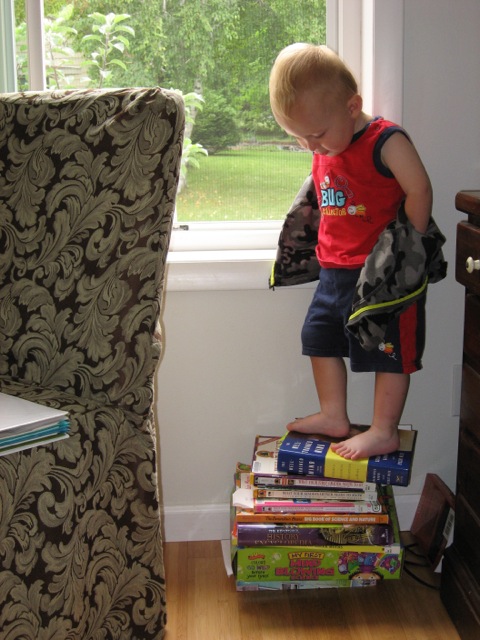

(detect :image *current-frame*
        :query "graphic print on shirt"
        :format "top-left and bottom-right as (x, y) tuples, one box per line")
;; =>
(379, 341), (397, 360)
(319, 174), (369, 223)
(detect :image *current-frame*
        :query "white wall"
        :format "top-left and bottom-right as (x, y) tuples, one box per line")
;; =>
(156, 0), (480, 541)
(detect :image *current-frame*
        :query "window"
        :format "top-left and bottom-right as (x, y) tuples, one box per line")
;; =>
(4, 1), (329, 242)
(1, 0), (404, 289)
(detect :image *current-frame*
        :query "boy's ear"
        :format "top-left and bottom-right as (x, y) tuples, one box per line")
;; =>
(348, 94), (363, 116)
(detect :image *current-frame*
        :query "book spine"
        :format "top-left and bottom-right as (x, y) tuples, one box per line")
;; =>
(253, 500), (384, 514)
(276, 439), (332, 477)
(233, 542), (403, 582)
(253, 488), (378, 501)
(252, 474), (377, 491)
(364, 462), (411, 487)
(235, 510), (390, 524)
(235, 579), (370, 591)
(277, 445), (412, 487)
(236, 523), (394, 547)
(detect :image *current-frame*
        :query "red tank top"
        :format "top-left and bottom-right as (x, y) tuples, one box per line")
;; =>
(312, 117), (406, 269)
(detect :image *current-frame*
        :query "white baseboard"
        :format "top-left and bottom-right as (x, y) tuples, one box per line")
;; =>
(163, 493), (420, 542)
(163, 504), (231, 542)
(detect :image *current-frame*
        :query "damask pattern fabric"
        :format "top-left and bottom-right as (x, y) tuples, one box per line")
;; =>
(0, 87), (185, 638)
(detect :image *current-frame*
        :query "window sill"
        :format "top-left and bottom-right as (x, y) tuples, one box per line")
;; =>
(165, 249), (318, 292)
(165, 249), (276, 291)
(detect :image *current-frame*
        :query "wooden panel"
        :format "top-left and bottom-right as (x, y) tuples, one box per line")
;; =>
(460, 363), (480, 441)
(457, 430), (480, 516)
(464, 295), (480, 369)
(453, 494), (480, 575)
(456, 222), (480, 294)
(442, 192), (480, 639)
(441, 546), (480, 640)
(456, 190), (480, 223)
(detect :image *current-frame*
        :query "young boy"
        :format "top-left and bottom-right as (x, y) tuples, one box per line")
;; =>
(269, 43), (433, 461)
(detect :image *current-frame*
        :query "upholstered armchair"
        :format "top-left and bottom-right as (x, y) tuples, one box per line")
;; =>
(0, 87), (184, 638)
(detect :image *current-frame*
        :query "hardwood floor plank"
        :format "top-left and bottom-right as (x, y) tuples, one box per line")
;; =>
(163, 540), (460, 640)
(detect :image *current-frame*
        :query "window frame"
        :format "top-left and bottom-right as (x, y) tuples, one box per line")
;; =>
(171, 0), (404, 291)
(1, 0), (404, 291)
(168, 0), (405, 291)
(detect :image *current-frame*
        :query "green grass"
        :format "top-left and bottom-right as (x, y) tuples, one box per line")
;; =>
(176, 145), (312, 222)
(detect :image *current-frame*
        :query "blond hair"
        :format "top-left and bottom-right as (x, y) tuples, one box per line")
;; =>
(269, 43), (358, 121)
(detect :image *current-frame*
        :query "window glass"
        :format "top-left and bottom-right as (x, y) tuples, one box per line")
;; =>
(13, 0), (326, 225)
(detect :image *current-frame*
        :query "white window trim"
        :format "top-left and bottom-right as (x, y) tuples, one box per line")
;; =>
(168, 0), (404, 291)
(0, 0), (17, 92)
(1, 0), (404, 292)
(25, 0), (46, 90)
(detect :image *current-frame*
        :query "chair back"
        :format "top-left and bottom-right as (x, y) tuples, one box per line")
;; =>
(0, 87), (185, 417)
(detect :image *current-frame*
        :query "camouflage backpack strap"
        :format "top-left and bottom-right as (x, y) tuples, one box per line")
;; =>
(346, 201), (448, 350)
(269, 174), (320, 288)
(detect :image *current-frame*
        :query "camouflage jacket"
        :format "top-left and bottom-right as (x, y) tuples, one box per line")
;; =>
(270, 175), (447, 351)
(269, 174), (321, 289)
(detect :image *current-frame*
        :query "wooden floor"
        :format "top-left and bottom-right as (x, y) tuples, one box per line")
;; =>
(163, 537), (460, 640)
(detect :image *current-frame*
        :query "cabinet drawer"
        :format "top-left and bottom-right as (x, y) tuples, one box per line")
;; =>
(465, 295), (480, 369)
(457, 222), (480, 294)
(457, 428), (480, 512)
(453, 494), (480, 578)
(460, 363), (480, 441)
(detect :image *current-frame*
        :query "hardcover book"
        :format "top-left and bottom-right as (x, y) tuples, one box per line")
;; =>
(251, 435), (378, 491)
(252, 497), (386, 515)
(232, 484), (394, 525)
(277, 426), (417, 487)
(235, 578), (378, 590)
(235, 522), (395, 548)
(234, 508), (390, 525)
(232, 542), (403, 583)
(253, 487), (378, 502)
(231, 488), (403, 584)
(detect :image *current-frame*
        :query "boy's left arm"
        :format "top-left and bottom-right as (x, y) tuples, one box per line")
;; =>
(381, 132), (432, 234)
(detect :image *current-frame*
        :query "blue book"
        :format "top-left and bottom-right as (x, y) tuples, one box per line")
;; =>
(276, 426), (416, 487)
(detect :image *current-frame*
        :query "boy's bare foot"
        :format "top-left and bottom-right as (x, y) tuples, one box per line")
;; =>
(286, 412), (350, 439)
(331, 427), (400, 461)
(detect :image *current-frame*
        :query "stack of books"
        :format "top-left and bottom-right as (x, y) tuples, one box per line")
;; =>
(0, 392), (70, 455)
(229, 426), (417, 591)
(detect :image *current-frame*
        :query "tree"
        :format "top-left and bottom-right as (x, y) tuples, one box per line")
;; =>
(44, 4), (78, 89)
(191, 91), (240, 154)
(15, 0), (326, 140)
(160, 0), (326, 137)
(81, 12), (134, 87)
(67, 0), (167, 88)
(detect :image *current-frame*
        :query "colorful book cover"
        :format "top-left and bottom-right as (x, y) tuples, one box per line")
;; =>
(232, 491), (402, 583)
(251, 434), (377, 491)
(233, 544), (403, 583)
(233, 473), (387, 515)
(253, 487), (378, 501)
(235, 522), (395, 548)
(277, 427), (417, 487)
(234, 508), (390, 525)
(233, 485), (394, 526)
(253, 498), (386, 515)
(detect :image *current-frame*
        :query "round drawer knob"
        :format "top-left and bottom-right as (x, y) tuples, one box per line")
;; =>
(466, 256), (480, 273)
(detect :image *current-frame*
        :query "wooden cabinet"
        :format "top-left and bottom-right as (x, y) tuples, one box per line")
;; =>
(441, 191), (480, 638)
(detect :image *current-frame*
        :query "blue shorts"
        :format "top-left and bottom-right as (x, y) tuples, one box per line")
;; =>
(301, 268), (425, 374)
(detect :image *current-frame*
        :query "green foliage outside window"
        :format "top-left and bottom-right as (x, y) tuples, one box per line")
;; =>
(13, 0), (326, 221)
